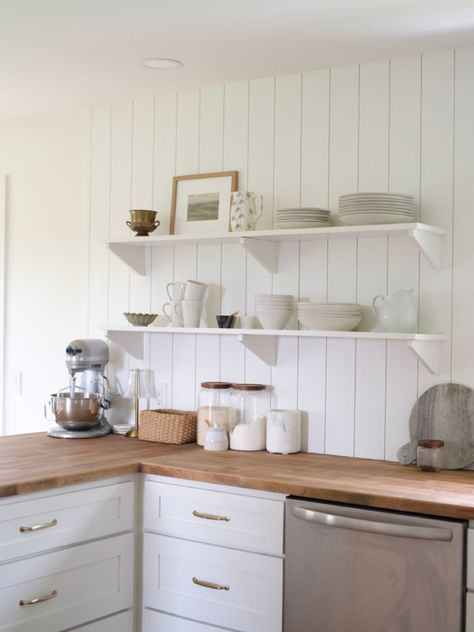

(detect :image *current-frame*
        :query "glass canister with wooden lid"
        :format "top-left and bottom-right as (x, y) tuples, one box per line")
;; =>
(229, 383), (268, 451)
(197, 382), (233, 446)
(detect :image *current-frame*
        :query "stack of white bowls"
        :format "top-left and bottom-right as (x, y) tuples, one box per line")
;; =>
(255, 294), (294, 329)
(297, 302), (362, 331)
(338, 192), (415, 225)
(275, 208), (331, 229)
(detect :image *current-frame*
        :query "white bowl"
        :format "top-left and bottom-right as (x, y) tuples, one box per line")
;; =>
(297, 315), (361, 330)
(256, 308), (293, 330)
(255, 293), (294, 299)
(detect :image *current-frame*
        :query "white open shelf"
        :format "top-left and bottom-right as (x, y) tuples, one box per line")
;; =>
(102, 325), (444, 374)
(107, 222), (446, 273)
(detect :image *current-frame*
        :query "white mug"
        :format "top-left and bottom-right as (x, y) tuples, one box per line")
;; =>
(240, 315), (256, 329)
(166, 281), (185, 302)
(230, 191), (263, 232)
(184, 280), (207, 300)
(162, 301), (183, 327)
(181, 299), (203, 327)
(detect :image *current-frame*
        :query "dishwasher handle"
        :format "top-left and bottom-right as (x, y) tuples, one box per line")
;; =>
(292, 505), (453, 542)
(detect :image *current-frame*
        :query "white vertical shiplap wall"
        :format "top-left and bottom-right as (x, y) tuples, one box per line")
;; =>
(88, 47), (474, 460)
(0, 176), (5, 434)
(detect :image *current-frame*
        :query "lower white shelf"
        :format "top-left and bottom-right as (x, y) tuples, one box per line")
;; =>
(102, 325), (444, 373)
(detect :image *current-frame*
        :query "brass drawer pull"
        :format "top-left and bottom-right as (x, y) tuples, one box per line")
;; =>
(19, 519), (58, 533)
(192, 577), (230, 591)
(192, 510), (230, 522)
(19, 590), (58, 606)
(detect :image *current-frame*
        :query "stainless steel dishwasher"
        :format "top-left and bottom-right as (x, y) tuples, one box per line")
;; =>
(284, 497), (466, 632)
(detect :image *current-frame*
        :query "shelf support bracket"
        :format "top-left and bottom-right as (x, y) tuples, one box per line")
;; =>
(106, 330), (144, 359)
(408, 229), (444, 270)
(406, 340), (441, 374)
(109, 244), (146, 275)
(238, 334), (277, 366)
(239, 238), (278, 273)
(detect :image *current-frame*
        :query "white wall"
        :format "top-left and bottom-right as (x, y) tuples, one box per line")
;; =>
(1, 46), (474, 462)
(0, 110), (90, 434)
(88, 47), (474, 461)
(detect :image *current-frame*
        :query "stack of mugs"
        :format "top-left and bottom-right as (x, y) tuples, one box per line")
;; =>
(163, 280), (207, 327)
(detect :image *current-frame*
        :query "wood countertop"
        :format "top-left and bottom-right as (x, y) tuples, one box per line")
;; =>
(1, 433), (474, 520)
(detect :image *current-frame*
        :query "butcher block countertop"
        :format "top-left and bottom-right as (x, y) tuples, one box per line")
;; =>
(2, 433), (474, 520)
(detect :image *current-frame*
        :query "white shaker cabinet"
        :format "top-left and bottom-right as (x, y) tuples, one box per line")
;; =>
(0, 477), (136, 632)
(142, 476), (285, 632)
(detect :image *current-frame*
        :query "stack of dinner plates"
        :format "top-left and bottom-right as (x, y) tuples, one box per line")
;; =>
(297, 302), (362, 331)
(338, 193), (415, 225)
(276, 207), (331, 229)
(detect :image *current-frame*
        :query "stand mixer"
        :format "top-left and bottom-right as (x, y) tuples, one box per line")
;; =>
(47, 339), (113, 439)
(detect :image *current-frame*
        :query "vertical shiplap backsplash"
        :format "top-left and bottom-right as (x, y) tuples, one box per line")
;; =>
(88, 47), (474, 461)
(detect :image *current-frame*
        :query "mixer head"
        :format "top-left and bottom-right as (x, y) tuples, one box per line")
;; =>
(65, 339), (109, 376)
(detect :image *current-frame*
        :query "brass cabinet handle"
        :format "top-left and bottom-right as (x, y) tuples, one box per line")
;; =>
(19, 590), (58, 606)
(192, 577), (230, 591)
(19, 519), (58, 533)
(192, 510), (230, 522)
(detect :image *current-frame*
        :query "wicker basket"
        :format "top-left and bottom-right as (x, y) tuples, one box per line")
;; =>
(139, 408), (197, 444)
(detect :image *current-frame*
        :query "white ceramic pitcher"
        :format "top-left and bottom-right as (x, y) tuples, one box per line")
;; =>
(372, 289), (417, 333)
(230, 191), (263, 231)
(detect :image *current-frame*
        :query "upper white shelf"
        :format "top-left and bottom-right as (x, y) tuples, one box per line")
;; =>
(102, 325), (444, 374)
(107, 222), (446, 274)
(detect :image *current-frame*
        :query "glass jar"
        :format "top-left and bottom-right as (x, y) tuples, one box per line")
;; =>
(197, 382), (232, 446)
(417, 439), (445, 472)
(229, 384), (268, 451)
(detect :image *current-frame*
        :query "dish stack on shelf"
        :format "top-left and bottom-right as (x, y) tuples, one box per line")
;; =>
(297, 302), (362, 331)
(275, 207), (331, 229)
(255, 294), (294, 329)
(338, 193), (415, 225)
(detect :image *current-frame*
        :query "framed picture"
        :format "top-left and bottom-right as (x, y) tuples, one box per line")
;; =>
(169, 171), (238, 235)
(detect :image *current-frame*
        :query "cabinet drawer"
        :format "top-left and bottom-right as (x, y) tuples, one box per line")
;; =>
(68, 610), (134, 631)
(0, 533), (134, 632)
(0, 481), (134, 563)
(142, 533), (282, 632)
(143, 609), (229, 631)
(467, 592), (474, 632)
(468, 529), (474, 590)
(143, 480), (284, 555)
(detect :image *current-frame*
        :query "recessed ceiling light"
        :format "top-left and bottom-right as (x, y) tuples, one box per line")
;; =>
(143, 58), (183, 70)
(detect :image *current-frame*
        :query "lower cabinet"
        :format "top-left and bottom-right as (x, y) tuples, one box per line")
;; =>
(142, 609), (229, 631)
(0, 477), (136, 632)
(142, 476), (285, 632)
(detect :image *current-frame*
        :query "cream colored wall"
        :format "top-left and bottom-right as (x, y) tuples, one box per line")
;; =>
(0, 109), (90, 434)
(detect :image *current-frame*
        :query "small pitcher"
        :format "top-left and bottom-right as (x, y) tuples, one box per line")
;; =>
(372, 289), (417, 333)
(230, 191), (263, 231)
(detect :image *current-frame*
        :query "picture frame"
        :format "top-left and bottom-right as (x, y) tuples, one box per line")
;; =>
(169, 171), (238, 235)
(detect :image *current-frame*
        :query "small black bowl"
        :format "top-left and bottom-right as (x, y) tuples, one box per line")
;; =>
(216, 314), (236, 328)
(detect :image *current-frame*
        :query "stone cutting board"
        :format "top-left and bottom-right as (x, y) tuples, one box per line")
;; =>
(397, 383), (474, 469)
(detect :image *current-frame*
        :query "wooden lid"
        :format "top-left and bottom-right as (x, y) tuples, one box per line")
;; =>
(201, 382), (232, 389)
(417, 439), (445, 449)
(232, 383), (266, 391)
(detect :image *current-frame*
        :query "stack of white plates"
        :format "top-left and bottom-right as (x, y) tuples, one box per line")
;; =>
(276, 207), (331, 229)
(255, 294), (294, 329)
(338, 193), (415, 225)
(297, 302), (362, 331)
(112, 424), (132, 435)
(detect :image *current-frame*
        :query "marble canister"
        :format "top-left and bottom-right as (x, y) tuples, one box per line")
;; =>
(266, 409), (301, 454)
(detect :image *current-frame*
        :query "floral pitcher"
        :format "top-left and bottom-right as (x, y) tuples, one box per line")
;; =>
(229, 191), (263, 231)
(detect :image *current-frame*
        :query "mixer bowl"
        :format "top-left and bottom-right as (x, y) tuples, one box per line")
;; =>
(50, 392), (103, 430)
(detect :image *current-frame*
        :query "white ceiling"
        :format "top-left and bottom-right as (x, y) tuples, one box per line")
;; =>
(1, 0), (474, 120)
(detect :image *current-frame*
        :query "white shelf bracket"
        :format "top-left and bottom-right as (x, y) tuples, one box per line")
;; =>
(106, 330), (144, 359)
(408, 229), (444, 270)
(109, 244), (146, 275)
(406, 339), (441, 374)
(239, 237), (278, 273)
(238, 334), (277, 366)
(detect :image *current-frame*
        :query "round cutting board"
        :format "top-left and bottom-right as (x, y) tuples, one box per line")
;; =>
(397, 383), (474, 469)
